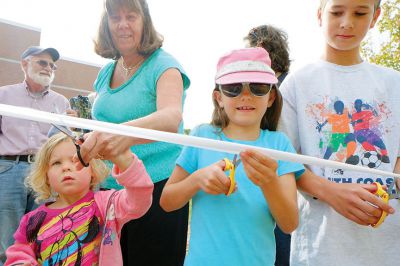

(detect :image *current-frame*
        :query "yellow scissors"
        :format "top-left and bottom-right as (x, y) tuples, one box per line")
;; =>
(371, 177), (399, 228)
(223, 154), (241, 196)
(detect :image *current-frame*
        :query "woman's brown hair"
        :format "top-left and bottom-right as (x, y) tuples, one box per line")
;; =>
(245, 25), (290, 74)
(94, 0), (163, 59)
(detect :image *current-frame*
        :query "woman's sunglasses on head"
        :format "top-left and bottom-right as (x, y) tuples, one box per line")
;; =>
(31, 59), (58, 71)
(219, 82), (273, 98)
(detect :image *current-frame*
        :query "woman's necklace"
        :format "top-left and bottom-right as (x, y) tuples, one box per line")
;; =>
(120, 56), (144, 80)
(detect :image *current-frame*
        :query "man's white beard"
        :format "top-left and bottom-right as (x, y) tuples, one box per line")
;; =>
(27, 64), (55, 87)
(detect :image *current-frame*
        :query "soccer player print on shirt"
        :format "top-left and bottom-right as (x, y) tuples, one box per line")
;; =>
(307, 98), (390, 168)
(25, 200), (101, 265)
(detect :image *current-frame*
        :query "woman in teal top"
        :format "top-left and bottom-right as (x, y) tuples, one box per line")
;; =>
(77, 0), (190, 265)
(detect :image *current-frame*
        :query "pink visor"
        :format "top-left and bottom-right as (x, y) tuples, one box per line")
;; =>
(215, 47), (278, 85)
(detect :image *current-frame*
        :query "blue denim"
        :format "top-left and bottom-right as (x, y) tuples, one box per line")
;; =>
(275, 226), (291, 266)
(0, 160), (37, 265)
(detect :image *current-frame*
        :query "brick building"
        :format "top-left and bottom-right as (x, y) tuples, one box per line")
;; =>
(0, 18), (101, 99)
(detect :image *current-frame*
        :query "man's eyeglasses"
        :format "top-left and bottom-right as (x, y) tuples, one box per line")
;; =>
(219, 83), (273, 98)
(32, 60), (57, 71)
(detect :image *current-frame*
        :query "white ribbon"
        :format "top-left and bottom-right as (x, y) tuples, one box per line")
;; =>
(0, 103), (399, 178)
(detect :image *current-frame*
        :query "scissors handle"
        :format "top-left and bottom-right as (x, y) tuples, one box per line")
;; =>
(371, 182), (389, 228)
(223, 158), (236, 196)
(75, 143), (89, 167)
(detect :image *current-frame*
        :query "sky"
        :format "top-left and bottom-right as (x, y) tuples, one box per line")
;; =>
(0, 0), (326, 129)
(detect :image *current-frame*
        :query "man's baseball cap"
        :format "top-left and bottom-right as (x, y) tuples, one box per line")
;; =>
(21, 46), (60, 62)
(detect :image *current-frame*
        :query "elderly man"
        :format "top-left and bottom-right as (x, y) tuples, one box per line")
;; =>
(0, 46), (72, 264)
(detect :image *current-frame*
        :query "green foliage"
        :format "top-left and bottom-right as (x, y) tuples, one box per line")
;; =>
(184, 128), (191, 135)
(362, 0), (400, 71)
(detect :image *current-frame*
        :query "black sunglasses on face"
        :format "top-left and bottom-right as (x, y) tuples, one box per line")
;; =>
(219, 83), (273, 98)
(33, 60), (57, 71)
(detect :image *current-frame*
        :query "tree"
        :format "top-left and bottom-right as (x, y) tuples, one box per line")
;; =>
(362, 0), (400, 71)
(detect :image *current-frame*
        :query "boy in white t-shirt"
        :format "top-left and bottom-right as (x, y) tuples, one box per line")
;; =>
(279, 0), (400, 265)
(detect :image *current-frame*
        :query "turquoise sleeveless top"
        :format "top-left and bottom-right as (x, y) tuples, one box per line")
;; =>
(92, 48), (190, 188)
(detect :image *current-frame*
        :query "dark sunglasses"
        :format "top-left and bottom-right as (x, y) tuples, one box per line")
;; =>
(219, 83), (273, 98)
(33, 60), (57, 71)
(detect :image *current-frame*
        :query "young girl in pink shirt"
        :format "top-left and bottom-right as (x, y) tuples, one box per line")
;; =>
(5, 132), (153, 266)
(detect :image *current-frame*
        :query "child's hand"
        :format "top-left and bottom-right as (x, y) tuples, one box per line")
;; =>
(322, 181), (394, 226)
(240, 149), (278, 189)
(110, 149), (133, 173)
(195, 160), (232, 195)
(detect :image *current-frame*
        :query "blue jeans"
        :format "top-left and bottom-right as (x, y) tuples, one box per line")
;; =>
(275, 226), (291, 266)
(0, 160), (37, 265)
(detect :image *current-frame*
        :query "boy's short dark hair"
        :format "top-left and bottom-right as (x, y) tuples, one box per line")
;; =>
(319, 0), (381, 11)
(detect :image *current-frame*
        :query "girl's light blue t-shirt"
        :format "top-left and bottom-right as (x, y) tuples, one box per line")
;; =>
(178, 124), (304, 266)
(92, 48), (190, 187)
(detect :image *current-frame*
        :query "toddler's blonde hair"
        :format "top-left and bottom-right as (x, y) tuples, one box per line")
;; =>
(26, 133), (110, 203)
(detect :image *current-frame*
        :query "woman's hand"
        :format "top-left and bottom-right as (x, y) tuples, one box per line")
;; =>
(195, 160), (232, 195)
(240, 149), (279, 188)
(73, 131), (133, 169)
